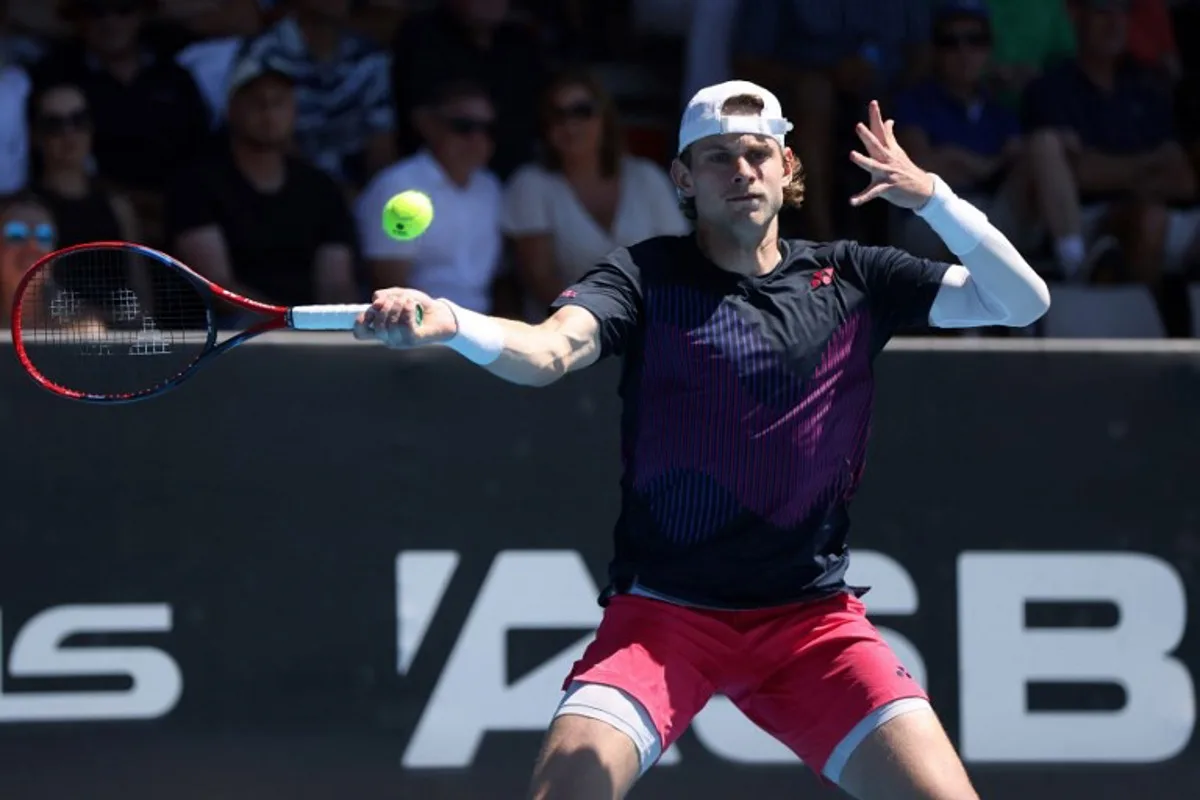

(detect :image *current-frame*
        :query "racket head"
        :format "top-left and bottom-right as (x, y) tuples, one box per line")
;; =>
(10, 241), (281, 403)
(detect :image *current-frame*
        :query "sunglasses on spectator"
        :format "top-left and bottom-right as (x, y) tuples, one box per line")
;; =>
(444, 116), (495, 136)
(935, 32), (991, 49)
(551, 100), (599, 123)
(37, 109), (91, 136)
(3, 221), (56, 249)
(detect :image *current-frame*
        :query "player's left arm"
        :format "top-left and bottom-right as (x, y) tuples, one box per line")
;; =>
(851, 100), (1051, 329)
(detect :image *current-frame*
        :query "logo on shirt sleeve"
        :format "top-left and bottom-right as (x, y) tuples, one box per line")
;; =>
(810, 267), (834, 289)
(559, 289), (578, 299)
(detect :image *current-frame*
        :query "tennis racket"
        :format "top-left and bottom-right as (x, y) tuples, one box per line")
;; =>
(9, 240), (382, 404)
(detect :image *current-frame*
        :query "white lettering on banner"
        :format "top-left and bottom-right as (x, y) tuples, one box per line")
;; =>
(401, 551), (602, 769)
(958, 552), (1194, 763)
(396, 551), (460, 675)
(396, 549), (926, 768)
(0, 604), (182, 723)
(397, 549), (1194, 769)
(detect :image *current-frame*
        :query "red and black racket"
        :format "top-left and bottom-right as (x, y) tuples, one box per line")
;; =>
(10, 241), (375, 403)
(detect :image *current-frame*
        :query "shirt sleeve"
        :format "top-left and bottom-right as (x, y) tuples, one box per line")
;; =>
(846, 240), (950, 338)
(548, 247), (643, 358)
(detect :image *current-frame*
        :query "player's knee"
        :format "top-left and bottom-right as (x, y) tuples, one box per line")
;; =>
(835, 704), (978, 800)
(529, 705), (646, 800)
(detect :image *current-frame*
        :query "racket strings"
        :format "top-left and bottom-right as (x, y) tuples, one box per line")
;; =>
(17, 248), (211, 397)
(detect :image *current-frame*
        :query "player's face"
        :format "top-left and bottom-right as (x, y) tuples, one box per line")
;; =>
(676, 134), (792, 229)
(229, 76), (296, 150)
(934, 18), (992, 86)
(432, 95), (495, 175)
(34, 86), (93, 170)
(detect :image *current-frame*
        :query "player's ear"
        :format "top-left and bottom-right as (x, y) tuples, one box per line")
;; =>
(670, 158), (695, 198)
(781, 146), (797, 186)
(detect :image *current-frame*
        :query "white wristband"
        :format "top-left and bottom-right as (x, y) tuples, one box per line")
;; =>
(439, 300), (505, 365)
(913, 174), (990, 256)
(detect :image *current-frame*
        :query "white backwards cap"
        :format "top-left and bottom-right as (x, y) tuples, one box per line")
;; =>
(677, 80), (794, 155)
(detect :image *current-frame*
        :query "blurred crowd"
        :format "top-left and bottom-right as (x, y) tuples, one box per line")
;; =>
(1, 0), (1199, 337)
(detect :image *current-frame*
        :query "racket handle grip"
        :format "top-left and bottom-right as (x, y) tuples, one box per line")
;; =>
(289, 304), (371, 330)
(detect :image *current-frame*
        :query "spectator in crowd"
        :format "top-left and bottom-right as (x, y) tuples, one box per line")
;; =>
(26, 80), (140, 247)
(0, 2), (29, 195)
(502, 68), (689, 311)
(165, 54), (359, 317)
(731, 0), (934, 242)
(0, 191), (55, 326)
(236, 0), (395, 192)
(1023, 0), (1199, 333)
(390, 0), (549, 181)
(984, 0), (1077, 104)
(891, 1), (1041, 262)
(355, 79), (503, 313)
(34, 0), (212, 247)
(172, 0), (268, 127)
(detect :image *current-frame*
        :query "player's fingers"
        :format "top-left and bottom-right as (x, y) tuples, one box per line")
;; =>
(884, 118), (898, 146)
(868, 100), (887, 139)
(849, 150), (886, 173)
(849, 182), (891, 207)
(855, 122), (886, 157)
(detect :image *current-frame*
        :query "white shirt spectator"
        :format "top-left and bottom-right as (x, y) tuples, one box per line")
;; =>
(0, 64), (30, 194)
(501, 156), (691, 285)
(356, 150), (503, 313)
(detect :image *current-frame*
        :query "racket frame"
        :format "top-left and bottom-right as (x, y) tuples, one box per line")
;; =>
(11, 240), (305, 403)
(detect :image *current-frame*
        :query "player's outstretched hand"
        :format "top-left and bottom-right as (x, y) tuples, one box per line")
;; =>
(353, 287), (458, 349)
(849, 100), (936, 210)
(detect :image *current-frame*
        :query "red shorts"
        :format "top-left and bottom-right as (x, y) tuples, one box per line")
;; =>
(562, 590), (927, 777)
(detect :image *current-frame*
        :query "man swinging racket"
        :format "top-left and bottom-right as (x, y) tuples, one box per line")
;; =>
(355, 81), (1050, 799)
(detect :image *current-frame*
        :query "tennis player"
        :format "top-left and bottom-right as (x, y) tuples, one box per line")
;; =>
(356, 81), (1050, 799)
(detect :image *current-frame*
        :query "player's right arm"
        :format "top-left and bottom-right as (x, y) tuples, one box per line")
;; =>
(354, 252), (641, 387)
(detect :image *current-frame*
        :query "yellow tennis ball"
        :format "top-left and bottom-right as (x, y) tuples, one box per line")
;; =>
(382, 190), (434, 241)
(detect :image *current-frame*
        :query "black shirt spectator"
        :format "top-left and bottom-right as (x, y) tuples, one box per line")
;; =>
(26, 80), (139, 247)
(35, 0), (211, 245)
(165, 55), (358, 309)
(390, 1), (549, 180)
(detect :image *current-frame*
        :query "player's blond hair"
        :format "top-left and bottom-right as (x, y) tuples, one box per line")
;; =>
(675, 93), (805, 221)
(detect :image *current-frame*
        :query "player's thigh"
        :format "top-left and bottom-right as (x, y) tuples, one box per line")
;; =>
(730, 593), (932, 784)
(837, 705), (978, 800)
(530, 687), (645, 800)
(530, 596), (723, 798)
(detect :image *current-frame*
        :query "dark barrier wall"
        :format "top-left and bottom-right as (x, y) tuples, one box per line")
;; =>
(0, 338), (1197, 799)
